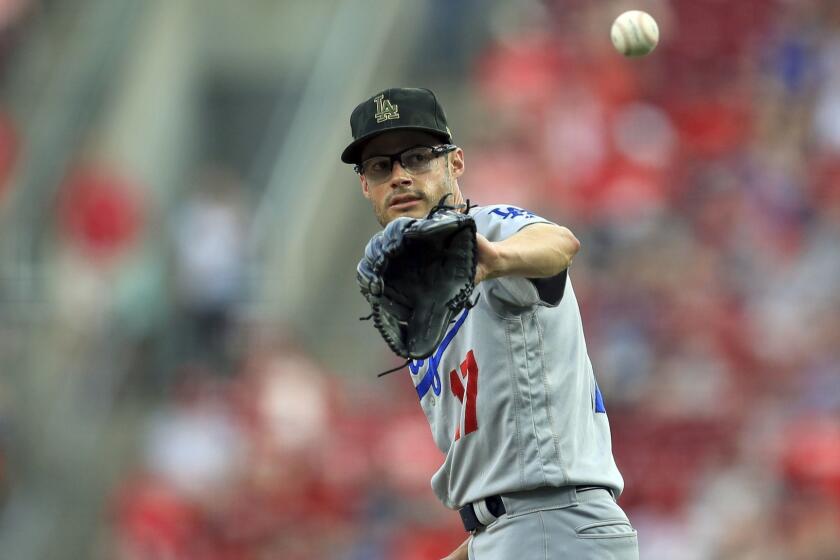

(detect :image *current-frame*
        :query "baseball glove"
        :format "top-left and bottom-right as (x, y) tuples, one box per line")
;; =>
(357, 195), (478, 365)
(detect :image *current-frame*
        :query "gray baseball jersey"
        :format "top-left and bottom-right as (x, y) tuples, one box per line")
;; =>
(406, 204), (624, 510)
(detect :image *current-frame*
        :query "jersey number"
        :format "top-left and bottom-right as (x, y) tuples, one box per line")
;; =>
(449, 350), (479, 440)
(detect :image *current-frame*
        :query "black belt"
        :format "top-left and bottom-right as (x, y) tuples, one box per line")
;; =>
(458, 486), (610, 532)
(459, 494), (506, 532)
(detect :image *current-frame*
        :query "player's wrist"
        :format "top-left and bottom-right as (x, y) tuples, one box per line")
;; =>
(490, 244), (515, 278)
(476, 239), (507, 283)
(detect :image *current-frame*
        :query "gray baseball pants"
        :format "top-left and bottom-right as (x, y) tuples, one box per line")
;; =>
(467, 486), (639, 560)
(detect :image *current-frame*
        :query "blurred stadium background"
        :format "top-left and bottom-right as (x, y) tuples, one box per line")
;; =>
(0, 0), (838, 558)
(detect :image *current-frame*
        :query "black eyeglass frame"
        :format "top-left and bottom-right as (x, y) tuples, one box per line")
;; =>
(353, 144), (458, 176)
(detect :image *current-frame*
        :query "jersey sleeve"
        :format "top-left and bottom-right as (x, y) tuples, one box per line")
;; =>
(471, 205), (568, 309)
(472, 205), (553, 243)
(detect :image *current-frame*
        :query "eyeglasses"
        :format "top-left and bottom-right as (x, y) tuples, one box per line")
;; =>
(354, 144), (457, 183)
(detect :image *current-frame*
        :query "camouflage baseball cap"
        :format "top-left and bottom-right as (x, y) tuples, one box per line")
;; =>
(341, 87), (453, 164)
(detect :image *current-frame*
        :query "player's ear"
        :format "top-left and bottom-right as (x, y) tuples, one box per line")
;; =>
(450, 148), (465, 178)
(360, 174), (371, 199)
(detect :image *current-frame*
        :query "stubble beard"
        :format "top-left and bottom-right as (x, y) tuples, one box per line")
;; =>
(375, 186), (454, 227)
(373, 200), (388, 227)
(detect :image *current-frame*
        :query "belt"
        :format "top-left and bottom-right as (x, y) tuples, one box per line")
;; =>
(458, 486), (612, 532)
(459, 494), (506, 532)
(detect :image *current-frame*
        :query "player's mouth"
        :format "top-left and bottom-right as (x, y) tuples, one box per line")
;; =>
(389, 195), (423, 210)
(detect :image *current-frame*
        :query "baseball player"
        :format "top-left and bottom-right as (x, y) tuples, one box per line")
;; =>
(343, 87), (639, 560)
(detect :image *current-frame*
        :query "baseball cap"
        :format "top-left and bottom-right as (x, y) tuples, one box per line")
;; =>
(340, 87), (453, 164)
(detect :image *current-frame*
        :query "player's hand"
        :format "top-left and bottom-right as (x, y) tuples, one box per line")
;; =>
(440, 536), (471, 560)
(474, 233), (501, 285)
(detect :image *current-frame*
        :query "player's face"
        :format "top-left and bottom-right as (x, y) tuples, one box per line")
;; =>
(359, 131), (464, 226)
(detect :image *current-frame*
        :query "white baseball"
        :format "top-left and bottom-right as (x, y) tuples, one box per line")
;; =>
(611, 10), (659, 57)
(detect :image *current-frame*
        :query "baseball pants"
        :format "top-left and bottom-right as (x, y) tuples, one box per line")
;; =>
(467, 486), (639, 560)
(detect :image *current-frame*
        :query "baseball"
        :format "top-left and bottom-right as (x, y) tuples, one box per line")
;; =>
(611, 10), (659, 57)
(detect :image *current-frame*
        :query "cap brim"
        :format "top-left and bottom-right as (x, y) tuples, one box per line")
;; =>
(340, 126), (452, 164)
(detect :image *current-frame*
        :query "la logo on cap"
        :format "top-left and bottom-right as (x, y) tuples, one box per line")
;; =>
(374, 94), (399, 123)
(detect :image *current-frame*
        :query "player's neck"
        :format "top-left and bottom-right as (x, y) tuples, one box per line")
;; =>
(449, 186), (466, 210)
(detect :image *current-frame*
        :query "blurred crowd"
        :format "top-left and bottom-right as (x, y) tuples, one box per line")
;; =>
(1, 0), (839, 559)
(111, 2), (840, 559)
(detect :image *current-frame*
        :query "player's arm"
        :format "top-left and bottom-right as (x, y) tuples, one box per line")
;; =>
(474, 222), (580, 284)
(441, 536), (470, 560)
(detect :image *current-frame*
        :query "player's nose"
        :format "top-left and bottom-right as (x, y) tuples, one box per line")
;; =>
(388, 161), (412, 187)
